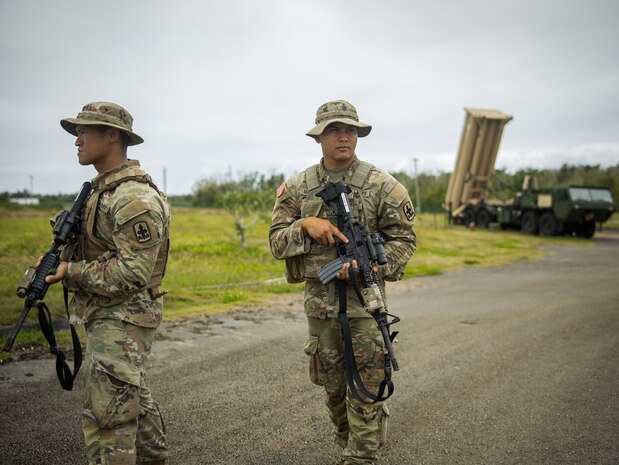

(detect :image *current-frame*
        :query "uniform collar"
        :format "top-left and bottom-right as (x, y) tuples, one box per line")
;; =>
(318, 155), (360, 183)
(92, 159), (141, 190)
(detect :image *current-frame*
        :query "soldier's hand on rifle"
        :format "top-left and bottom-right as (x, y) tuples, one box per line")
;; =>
(44, 261), (68, 284)
(35, 255), (68, 285)
(336, 260), (379, 280)
(302, 217), (349, 247)
(337, 260), (357, 280)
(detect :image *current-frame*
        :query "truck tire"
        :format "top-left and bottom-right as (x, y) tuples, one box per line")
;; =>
(464, 208), (476, 227)
(580, 221), (596, 239)
(521, 210), (539, 235)
(476, 209), (491, 229)
(539, 211), (558, 236)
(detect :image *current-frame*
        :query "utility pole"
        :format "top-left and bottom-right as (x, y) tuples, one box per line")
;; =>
(29, 175), (34, 196)
(413, 157), (421, 213)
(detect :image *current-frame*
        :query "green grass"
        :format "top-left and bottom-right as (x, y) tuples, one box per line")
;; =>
(603, 212), (619, 230)
(0, 206), (601, 360)
(404, 213), (590, 280)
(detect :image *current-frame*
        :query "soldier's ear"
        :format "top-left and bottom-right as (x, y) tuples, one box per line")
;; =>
(313, 135), (321, 144)
(105, 127), (121, 143)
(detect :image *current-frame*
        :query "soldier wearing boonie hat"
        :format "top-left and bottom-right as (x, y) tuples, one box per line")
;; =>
(270, 100), (417, 464)
(61, 101), (144, 146)
(306, 100), (372, 138)
(47, 101), (170, 465)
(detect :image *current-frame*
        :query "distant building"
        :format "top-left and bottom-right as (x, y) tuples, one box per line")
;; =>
(9, 197), (40, 206)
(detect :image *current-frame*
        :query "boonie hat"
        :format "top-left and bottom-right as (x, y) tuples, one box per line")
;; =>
(60, 101), (144, 145)
(306, 99), (372, 138)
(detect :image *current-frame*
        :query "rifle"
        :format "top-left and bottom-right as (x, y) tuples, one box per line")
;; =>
(316, 180), (400, 403)
(4, 181), (91, 390)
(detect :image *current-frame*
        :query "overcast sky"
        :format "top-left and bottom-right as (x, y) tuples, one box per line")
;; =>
(1, 0), (617, 195)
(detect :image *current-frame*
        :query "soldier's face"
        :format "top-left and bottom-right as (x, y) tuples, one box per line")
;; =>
(315, 123), (358, 170)
(74, 125), (112, 168)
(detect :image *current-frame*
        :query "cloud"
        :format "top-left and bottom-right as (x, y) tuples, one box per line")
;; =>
(1, 0), (618, 194)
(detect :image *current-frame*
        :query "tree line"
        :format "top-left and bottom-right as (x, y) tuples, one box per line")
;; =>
(189, 163), (619, 213)
(2, 163), (617, 213)
(2, 164), (615, 247)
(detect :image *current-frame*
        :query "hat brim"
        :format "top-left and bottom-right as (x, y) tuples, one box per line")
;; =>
(306, 117), (372, 138)
(60, 118), (144, 146)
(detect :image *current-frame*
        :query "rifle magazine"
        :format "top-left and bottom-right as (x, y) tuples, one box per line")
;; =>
(317, 257), (345, 284)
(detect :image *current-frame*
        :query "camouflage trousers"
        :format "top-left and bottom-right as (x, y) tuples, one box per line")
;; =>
(82, 318), (168, 465)
(305, 316), (389, 465)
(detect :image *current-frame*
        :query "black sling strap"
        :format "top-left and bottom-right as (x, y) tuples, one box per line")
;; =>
(337, 279), (395, 404)
(35, 286), (82, 391)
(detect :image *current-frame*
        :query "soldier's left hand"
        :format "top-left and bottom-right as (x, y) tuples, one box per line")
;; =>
(336, 260), (378, 280)
(44, 261), (69, 284)
(337, 260), (358, 280)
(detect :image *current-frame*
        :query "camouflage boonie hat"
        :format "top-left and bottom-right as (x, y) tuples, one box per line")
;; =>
(60, 101), (144, 145)
(306, 99), (372, 138)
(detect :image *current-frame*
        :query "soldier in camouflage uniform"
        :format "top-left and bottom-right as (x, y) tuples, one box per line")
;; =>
(44, 102), (170, 465)
(269, 100), (416, 464)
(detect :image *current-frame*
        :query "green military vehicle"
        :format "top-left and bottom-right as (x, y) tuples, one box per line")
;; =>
(445, 108), (616, 238)
(496, 182), (615, 238)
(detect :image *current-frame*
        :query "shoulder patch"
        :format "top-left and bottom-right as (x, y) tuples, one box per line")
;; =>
(133, 221), (152, 243)
(276, 182), (286, 198)
(403, 201), (415, 221)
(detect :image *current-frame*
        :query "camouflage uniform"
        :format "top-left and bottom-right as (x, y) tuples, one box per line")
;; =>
(59, 103), (170, 465)
(270, 101), (416, 465)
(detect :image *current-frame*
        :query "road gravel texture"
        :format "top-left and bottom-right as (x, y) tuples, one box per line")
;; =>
(1, 232), (618, 465)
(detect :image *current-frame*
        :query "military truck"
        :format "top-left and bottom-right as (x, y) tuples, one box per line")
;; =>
(445, 108), (616, 238)
(496, 182), (615, 238)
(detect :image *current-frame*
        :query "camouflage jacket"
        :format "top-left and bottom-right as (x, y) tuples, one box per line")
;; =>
(62, 160), (170, 328)
(269, 156), (416, 319)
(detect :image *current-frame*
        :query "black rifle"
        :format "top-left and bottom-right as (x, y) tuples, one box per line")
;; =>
(316, 180), (400, 403)
(4, 181), (91, 390)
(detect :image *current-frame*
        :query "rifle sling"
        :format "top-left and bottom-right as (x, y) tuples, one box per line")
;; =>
(35, 286), (82, 391)
(337, 279), (394, 404)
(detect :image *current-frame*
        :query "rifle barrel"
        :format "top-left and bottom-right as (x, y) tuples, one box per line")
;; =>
(3, 303), (33, 352)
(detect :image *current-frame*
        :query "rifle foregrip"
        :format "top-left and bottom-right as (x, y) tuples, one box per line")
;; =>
(28, 253), (59, 301)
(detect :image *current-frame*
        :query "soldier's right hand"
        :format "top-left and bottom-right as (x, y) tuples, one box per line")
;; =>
(302, 217), (349, 247)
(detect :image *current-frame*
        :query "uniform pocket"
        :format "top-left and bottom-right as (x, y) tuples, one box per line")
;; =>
(304, 334), (325, 386)
(88, 367), (140, 428)
(378, 403), (390, 448)
(285, 256), (305, 283)
(354, 331), (386, 387)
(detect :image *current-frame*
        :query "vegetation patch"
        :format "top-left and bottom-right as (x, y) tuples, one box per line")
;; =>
(0, 206), (603, 358)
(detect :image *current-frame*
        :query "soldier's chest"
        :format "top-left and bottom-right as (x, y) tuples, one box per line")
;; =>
(82, 191), (116, 243)
(300, 187), (379, 230)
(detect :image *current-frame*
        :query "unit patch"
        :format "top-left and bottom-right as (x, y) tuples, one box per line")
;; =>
(134, 221), (152, 243)
(403, 201), (415, 221)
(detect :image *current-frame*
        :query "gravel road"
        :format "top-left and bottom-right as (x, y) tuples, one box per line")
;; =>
(1, 232), (618, 465)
